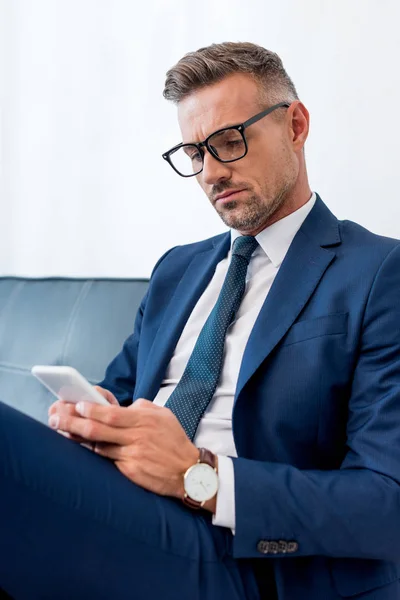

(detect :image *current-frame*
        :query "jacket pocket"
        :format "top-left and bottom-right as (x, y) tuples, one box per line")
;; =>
(280, 313), (348, 347)
(330, 558), (400, 597)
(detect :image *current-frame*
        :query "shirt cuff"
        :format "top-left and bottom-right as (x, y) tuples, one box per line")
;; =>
(212, 455), (236, 533)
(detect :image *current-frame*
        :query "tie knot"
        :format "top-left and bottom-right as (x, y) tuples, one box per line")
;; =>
(232, 235), (258, 262)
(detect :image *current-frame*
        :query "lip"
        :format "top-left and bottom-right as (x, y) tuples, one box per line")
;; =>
(215, 189), (246, 202)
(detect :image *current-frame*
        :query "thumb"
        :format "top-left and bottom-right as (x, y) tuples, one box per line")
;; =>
(94, 385), (119, 405)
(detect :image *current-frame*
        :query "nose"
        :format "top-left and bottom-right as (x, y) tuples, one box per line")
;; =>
(200, 149), (232, 186)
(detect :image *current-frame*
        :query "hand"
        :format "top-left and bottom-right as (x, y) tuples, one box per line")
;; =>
(48, 386), (119, 445)
(48, 397), (200, 500)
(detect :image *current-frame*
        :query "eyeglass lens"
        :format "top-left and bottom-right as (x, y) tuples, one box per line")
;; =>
(169, 128), (246, 176)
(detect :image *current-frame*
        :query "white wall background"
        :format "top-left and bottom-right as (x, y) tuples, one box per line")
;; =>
(1, 0), (399, 278)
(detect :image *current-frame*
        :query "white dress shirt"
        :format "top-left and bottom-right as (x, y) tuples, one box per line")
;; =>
(153, 193), (316, 530)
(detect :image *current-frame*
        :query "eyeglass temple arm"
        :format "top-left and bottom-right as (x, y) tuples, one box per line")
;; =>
(162, 101), (291, 160)
(242, 102), (291, 129)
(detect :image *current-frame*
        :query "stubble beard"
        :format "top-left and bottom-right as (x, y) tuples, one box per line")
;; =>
(214, 184), (291, 232)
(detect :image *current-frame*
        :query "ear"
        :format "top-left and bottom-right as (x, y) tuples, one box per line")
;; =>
(288, 101), (310, 151)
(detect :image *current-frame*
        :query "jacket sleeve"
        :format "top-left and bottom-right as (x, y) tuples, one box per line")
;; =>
(97, 247), (176, 404)
(97, 290), (148, 404)
(233, 243), (400, 561)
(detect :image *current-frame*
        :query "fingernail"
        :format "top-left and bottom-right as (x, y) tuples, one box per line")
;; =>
(80, 442), (94, 451)
(76, 402), (85, 415)
(49, 415), (59, 429)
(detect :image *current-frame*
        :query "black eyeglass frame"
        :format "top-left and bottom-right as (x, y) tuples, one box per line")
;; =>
(162, 101), (291, 178)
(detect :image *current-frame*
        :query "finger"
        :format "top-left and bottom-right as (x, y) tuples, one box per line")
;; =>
(75, 402), (135, 428)
(48, 389), (118, 419)
(94, 386), (119, 406)
(49, 413), (132, 444)
(48, 402), (80, 430)
(80, 442), (95, 451)
(127, 398), (155, 411)
(93, 442), (127, 460)
(48, 400), (77, 417)
(57, 429), (91, 444)
(57, 431), (95, 451)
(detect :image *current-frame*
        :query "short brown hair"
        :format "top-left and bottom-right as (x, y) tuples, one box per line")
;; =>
(163, 41), (299, 105)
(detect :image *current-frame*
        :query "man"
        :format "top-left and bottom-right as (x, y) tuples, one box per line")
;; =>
(1, 41), (400, 600)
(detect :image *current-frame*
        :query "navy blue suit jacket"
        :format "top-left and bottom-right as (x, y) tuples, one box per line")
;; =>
(101, 195), (400, 599)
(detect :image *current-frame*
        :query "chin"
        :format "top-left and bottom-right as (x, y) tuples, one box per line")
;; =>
(218, 209), (259, 232)
(218, 212), (241, 230)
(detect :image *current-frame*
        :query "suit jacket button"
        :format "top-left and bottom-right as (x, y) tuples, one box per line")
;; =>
(287, 541), (299, 553)
(278, 540), (288, 553)
(257, 540), (270, 554)
(268, 541), (279, 554)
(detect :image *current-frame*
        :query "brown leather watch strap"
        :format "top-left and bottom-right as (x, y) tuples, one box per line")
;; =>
(182, 495), (204, 510)
(182, 448), (217, 510)
(198, 447), (217, 469)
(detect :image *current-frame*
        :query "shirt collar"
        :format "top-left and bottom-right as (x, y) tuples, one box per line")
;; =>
(230, 192), (317, 267)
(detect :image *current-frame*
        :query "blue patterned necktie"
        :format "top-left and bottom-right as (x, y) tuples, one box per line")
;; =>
(165, 235), (258, 441)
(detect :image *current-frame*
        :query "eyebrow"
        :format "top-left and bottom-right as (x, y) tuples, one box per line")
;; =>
(182, 120), (243, 146)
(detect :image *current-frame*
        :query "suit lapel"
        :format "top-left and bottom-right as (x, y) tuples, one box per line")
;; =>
(135, 233), (231, 400)
(235, 196), (340, 401)
(137, 196), (341, 402)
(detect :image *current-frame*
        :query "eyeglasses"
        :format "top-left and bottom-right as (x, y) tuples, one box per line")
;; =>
(162, 101), (290, 178)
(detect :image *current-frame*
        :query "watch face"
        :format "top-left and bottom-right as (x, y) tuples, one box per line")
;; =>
(184, 463), (219, 503)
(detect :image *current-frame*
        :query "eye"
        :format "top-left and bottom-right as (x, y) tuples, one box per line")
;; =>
(189, 151), (202, 162)
(183, 146), (202, 162)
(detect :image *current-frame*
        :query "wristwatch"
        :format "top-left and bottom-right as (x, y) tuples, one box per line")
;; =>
(183, 448), (219, 509)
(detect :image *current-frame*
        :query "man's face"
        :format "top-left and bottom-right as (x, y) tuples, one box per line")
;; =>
(177, 73), (306, 235)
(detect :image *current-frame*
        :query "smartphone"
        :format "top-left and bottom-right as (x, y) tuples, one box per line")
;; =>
(31, 365), (109, 406)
